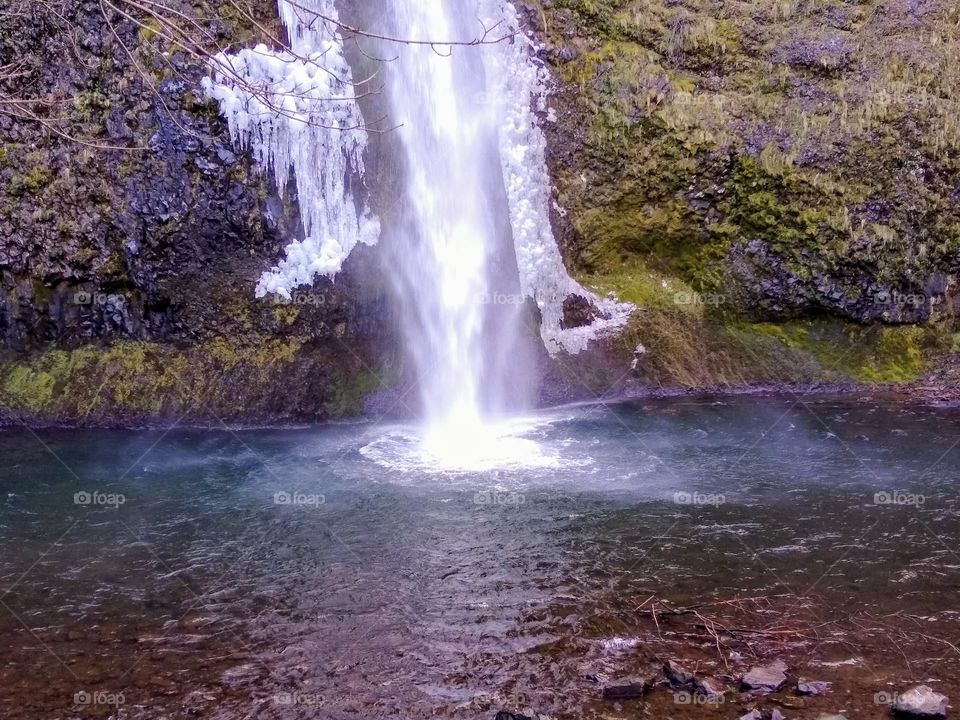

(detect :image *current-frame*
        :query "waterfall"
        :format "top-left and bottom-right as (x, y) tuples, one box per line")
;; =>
(204, 0), (631, 449)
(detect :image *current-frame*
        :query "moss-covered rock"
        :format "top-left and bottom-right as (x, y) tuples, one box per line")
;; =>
(530, 0), (960, 328)
(0, 337), (384, 425)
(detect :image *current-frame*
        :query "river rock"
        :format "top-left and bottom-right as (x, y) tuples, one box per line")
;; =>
(797, 680), (831, 696)
(494, 713), (533, 720)
(814, 715), (848, 720)
(893, 685), (949, 718)
(771, 710), (786, 720)
(664, 659), (694, 687)
(739, 711), (763, 720)
(695, 676), (725, 699)
(601, 677), (650, 700)
(742, 660), (789, 693)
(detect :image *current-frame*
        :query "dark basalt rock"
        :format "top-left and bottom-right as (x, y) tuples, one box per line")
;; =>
(664, 659), (695, 687)
(601, 677), (652, 700)
(695, 676), (726, 699)
(560, 293), (598, 330)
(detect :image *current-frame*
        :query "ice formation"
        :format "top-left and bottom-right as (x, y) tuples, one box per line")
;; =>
(478, 0), (632, 354)
(201, 0), (379, 298)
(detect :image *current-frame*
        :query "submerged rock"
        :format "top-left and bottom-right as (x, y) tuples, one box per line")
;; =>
(893, 685), (949, 718)
(797, 680), (832, 696)
(601, 677), (652, 699)
(695, 676), (726, 699)
(494, 712), (534, 720)
(742, 660), (789, 693)
(664, 659), (694, 687)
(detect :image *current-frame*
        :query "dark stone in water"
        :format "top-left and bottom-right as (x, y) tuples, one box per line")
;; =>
(664, 659), (694, 687)
(892, 685), (949, 718)
(741, 660), (789, 693)
(601, 677), (651, 700)
(797, 679), (831, 696)
(494, 713), (534, 720)
(695, 676), (726, 699)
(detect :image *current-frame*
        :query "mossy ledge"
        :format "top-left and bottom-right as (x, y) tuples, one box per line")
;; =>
(0, 339), (383, 427)
(547, 261), (943, 396)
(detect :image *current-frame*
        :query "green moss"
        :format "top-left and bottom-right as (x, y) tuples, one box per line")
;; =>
(0, 338), (357, 423)
(729, 321), (927, 384)
(7, 167), (52, 196)
(137, 16), (162, 42)
(326, 368), (382, 417)
(858, 327), (925, 384)
(580, 259), (710, 316)
(2, 365), (57, 411)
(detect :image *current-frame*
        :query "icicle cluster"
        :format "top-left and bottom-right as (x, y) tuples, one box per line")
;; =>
(201, 0), (379, 298)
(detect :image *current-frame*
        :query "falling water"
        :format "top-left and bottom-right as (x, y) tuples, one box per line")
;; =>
(204, 0), (631, 466)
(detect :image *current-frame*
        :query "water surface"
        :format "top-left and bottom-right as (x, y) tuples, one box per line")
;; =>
(1, 395), (958, 718)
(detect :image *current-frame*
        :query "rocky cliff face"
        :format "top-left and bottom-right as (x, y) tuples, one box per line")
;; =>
(1, 0), (958, 425)
(520, 0), (960, 390)
(528, 0), (960, 319)
(0, 0), (395, 424)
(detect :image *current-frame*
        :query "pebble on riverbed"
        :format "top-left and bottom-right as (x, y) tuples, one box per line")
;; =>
(664, 659), (695, 687)
(600, 678), (651, 700)
(892, 685), (949, 718)
(796, 679), (832, 696)
(741, 660), (789, 693)
(695, 676), (726, 699)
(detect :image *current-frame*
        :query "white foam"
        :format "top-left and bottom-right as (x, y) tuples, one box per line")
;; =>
(359, 414), (595, 474)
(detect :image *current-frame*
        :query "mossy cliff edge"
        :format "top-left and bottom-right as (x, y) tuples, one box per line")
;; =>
(2, 0), (960, 425)
(519, 0), (960, 394)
